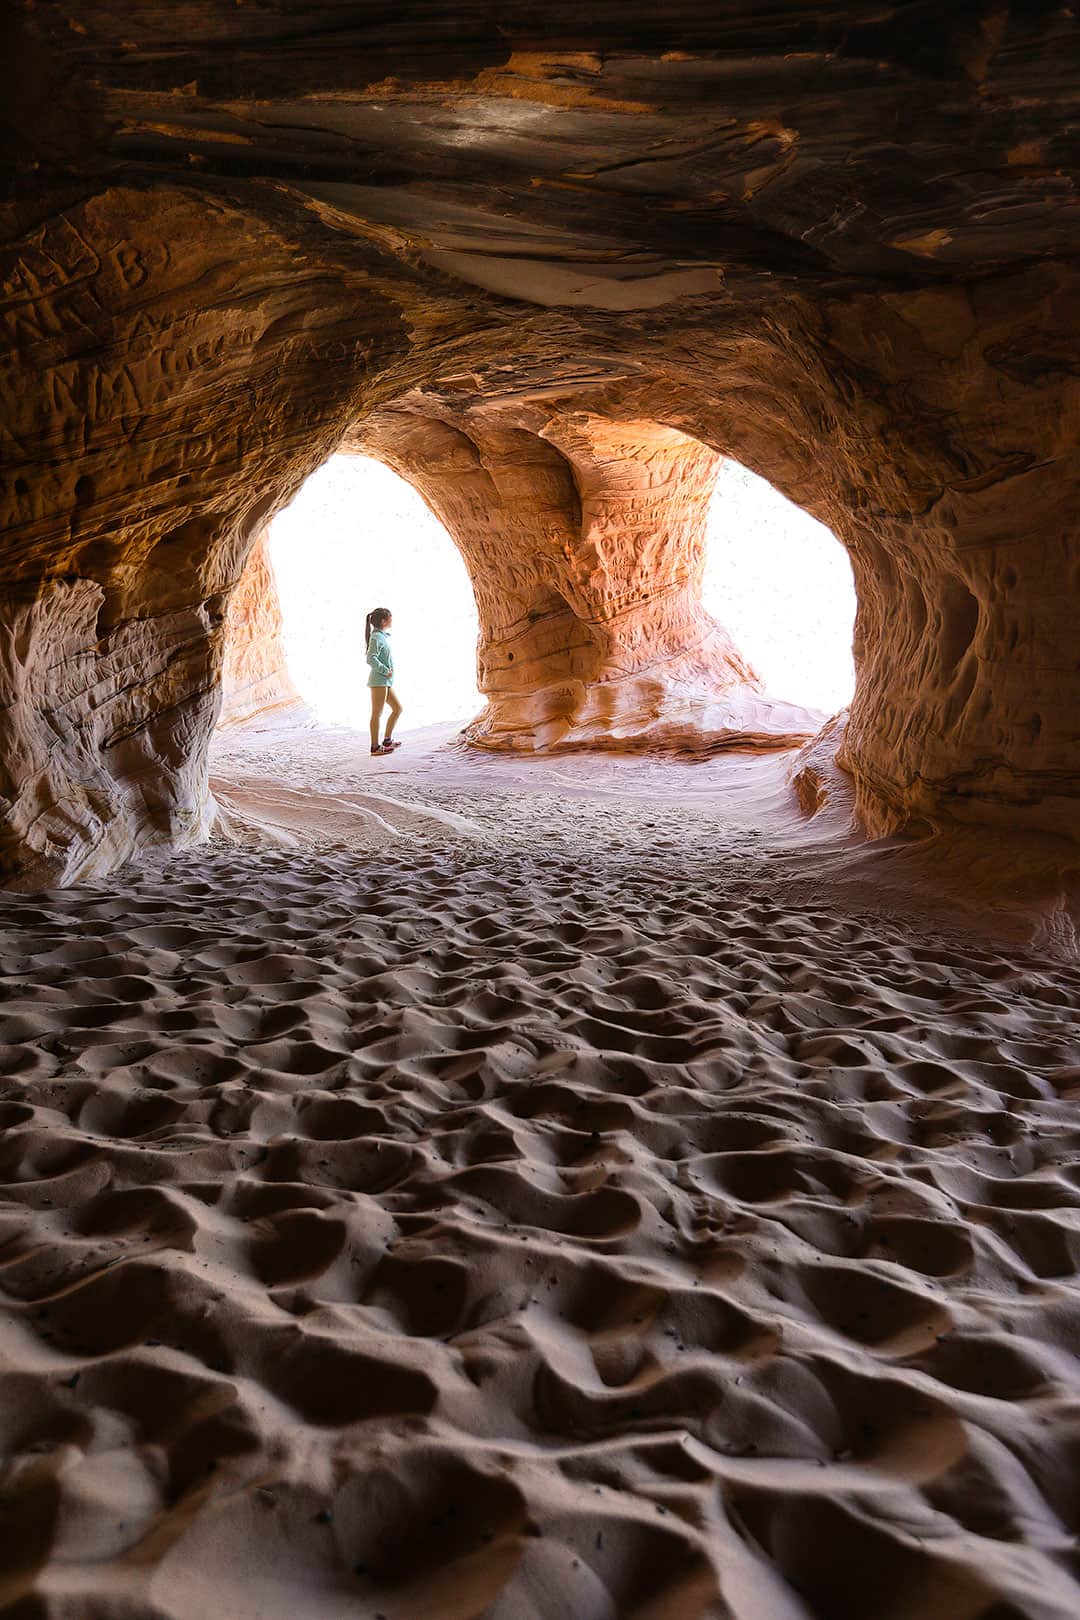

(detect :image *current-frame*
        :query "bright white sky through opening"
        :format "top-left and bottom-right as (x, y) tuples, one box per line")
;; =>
(704, 458), (856, 715)
(267, 453), (856, 732)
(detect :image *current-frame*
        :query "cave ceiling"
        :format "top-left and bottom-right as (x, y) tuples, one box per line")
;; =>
(9, 3), (1079, 320)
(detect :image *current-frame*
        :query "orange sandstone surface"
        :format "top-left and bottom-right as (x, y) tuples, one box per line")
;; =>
(1, 6), (1079, 1618)
(0, 4), (1076, 883)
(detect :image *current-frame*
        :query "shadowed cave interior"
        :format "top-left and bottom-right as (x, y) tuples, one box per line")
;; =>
(2, 5), (1080, 1618)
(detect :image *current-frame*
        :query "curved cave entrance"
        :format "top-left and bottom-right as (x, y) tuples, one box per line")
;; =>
(265, 453), (482, 733)
(703, 459), (856, 718)
(218, 417), (857, 756)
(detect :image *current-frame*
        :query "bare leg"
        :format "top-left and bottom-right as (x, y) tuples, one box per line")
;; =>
(370, 687), (387, 750)
(383, 687), (402, 744)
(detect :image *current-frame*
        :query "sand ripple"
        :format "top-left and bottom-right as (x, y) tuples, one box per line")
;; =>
(1, 812), (1079, 1616)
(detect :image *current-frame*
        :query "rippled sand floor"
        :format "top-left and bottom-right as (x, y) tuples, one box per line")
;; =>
(2, 724), (1078, 1618)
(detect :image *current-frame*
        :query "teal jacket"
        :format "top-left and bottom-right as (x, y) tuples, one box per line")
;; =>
(366, 628), (394, 688)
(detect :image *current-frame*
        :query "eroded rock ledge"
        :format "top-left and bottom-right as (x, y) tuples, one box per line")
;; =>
(1, 4), (1077, 882)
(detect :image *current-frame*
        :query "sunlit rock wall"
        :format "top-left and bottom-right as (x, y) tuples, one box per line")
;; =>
(0, 185), (402, 883)
(357, 410), (818, 752)
(2, 3), (1077, 882)
(219, 531), (299, 728)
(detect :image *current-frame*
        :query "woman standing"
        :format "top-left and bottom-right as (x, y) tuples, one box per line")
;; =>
(365, 607), (403, 756)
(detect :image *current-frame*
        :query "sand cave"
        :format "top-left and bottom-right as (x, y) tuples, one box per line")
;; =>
(1, 5), (1079, 1617)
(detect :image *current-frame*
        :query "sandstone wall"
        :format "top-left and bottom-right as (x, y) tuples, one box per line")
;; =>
(608, 274), (1080, 841)
(219, 530), (299, 728)
(355, 411), (818, 753)
(2, 4), (1077, 882)
(0, 185), (406, 883)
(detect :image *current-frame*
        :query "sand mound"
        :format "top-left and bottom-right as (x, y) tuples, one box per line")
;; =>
(2, 725), (1079, 1618)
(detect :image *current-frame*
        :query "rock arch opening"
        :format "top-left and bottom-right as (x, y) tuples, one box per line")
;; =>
(227, 455), (483, 734)
(221, 427), (856, 751)
(703, 459), (856, 718)
(347, 407), (826, 756)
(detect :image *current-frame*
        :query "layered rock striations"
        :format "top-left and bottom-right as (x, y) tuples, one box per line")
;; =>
(219, 529), (299, 728)
(1, 3), (1078, 880)
(355, 410), (817, 752)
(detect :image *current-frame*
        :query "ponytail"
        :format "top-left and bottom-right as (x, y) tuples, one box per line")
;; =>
(366, 606), (391, 649)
